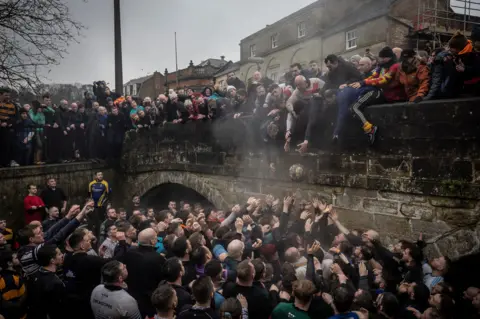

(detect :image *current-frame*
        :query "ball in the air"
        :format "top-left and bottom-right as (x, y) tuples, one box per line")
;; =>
(289, 164), (306, 181)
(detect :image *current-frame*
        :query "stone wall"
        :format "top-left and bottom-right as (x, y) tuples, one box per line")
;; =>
(120, 98), (480, 258)
(0, 163), (114, 230)
(2, 99), (480, 258)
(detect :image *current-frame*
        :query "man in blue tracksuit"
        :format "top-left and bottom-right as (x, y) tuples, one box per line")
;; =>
(88, 171), (111, 239)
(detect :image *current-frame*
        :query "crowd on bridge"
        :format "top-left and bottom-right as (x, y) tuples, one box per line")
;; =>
(0, 173), (477, 319)
(1, 30), (480, 168)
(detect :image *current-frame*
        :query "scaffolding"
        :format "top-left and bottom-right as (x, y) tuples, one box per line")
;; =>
(412, 0), (480, 50)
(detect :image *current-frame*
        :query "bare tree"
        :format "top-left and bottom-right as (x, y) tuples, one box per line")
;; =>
(0, 0), (84, 91)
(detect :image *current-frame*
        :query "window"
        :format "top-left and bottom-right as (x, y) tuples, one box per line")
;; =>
(270, 72), (278, 83)
(297, 22), (306, 38)
(250, 44), (256, 57)
(271, 34), (278, 48)
(346, 29), (358, 50)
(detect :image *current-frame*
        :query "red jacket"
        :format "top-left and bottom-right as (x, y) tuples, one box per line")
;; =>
(24, 195), (45, 224)
(363, 63), (406, 102)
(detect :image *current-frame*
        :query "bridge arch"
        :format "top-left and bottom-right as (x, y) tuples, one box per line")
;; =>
(127, 171), (230, 210)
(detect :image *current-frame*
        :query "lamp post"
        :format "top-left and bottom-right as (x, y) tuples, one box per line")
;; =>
(114, 0), (123, 95)
(164, 68), (169, 92)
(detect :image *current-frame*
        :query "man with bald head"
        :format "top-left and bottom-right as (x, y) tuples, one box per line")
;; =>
(357, 57), (374, 77)
(247, 70), (273, 105)
(285, 74), (325, 153)
(122, 228), (166, 318)
(224, 239), (244, 272)
(285, 247), (308, 280)
(68, 102), (87, 160)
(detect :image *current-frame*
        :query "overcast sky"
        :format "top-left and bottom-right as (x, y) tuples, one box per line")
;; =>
(45, 0), (317, 87)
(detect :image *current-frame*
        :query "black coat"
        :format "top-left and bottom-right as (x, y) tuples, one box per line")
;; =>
(424, 51), (459, 100)
(323, 60), (363, 91)
(27, 268), (66, 319)
(171, 283), (193, 314)
(227, 77), (246, 90)
(43, 108), (63, 128)
(123, 245), (166, 318)
(62, 252), (109, 319)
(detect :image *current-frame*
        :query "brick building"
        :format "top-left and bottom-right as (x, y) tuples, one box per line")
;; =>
(238, 0), (474, 84)
(165, 57), (228, 91)
(123, 71), (165, 99)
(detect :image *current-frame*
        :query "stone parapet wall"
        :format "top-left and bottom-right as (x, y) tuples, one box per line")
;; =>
(0, 163), (113, 230)
(120, 98), (480, 258)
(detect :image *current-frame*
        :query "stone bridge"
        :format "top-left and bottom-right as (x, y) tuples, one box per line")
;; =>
(1, 98), (480, 258)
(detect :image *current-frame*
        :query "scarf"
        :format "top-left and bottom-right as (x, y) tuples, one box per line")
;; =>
(459, 40), (473, 55)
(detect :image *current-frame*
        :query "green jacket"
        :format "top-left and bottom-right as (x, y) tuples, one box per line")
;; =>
(271, 302), (311, 319)
(29, 109), (45, 132)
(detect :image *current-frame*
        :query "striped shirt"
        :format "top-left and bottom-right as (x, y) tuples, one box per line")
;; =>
(18, 218), (80, 278)
(0, 102), (16, 122)
(423, 263), (444, 291)
(0, 269), (27, 319)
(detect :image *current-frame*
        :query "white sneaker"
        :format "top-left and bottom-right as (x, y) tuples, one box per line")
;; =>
(10, 160), (19, 167)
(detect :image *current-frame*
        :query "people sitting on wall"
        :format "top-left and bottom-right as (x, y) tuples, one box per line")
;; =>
(4, 32), (480, 167)
(347, 46), (403, 145)
(396, 49), (430, 104)
(322, 54), (363, 141)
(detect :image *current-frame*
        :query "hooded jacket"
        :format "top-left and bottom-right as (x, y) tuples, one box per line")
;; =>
(323, 59), (363, 91)
(362, 58), (406, 102)
(397, 59), (430, 102)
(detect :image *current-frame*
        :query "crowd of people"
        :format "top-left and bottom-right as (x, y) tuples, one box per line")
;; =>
(1, 31), (480, 168)
(0, 173), (477, 319)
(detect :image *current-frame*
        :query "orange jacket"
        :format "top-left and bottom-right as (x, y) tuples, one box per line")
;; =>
(397, 63), (430, 102)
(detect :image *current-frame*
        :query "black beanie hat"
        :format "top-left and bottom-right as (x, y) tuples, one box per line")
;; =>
(378, 46), (395, 58)
(449, 31), (468, 51)
(401, 48), (416, 59)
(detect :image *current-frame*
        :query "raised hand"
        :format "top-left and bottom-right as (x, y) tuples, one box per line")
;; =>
(304, 218), (314, 233)
(307, 240), (321, 255)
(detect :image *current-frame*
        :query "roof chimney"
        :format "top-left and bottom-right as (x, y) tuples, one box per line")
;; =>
(221, 55), (225, 60)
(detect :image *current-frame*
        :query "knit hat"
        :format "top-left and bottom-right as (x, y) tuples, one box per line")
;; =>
(448, 31), (468, 51)
(227, 85), (236, 92)
(378, 46), (395, 58)
(401, 48), (416, 59)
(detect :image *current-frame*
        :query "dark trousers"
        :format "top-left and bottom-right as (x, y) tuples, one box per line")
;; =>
(107, 131), (124, 159)
(74, 129), (87, 158)
(45, 127), (63, 163)
(0, 127), (14, 166)
(89, 133), (107, 159)
(62, 131), (74, 160)
(333, 87), (358, 136)
(88, 206), (106, 244)
(352, 88), (384, 126)
(15, 141), (33, 166)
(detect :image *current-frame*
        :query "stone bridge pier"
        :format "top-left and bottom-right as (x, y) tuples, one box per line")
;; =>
(119, 98), (480, 259)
